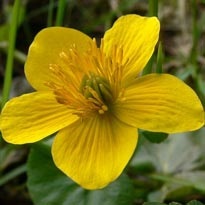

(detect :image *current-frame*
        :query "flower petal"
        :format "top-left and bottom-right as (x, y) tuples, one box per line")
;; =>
(25, 27), (93, 91)
(0, 92), (78, 144)
(52, 114), (138, 190)
(103, 14), (160, 85)
(114, 74), (204, 133)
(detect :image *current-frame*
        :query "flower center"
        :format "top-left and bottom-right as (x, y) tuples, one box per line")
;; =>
(80, 72), (112, 105)
(46, 39), (126, 118)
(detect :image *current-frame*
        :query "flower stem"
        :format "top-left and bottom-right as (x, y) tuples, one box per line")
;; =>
(156, 42), (163, 73)
(1, 0), (21, 109)
(55, 0), (67, 26)
(190, 0), (199, 66)
(143, 0), (159, 75)
(148, 0), (158, 17)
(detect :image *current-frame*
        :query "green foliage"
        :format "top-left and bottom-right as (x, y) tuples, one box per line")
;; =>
(140, 130), (168, 144)
(131, 133), (205, 202)
(27, 143), (135, 205)
(143, 203), (167, 205)
(168, 203), (182, 205)
(156, 42), (164, 73)
(187, 200), (204, 205)
(143, 201), (204, 205)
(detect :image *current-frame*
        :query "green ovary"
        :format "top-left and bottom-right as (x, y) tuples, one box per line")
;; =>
(80, 73), (113, 106)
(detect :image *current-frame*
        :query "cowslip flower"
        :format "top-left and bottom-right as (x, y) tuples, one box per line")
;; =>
(0, 14), (204, 190)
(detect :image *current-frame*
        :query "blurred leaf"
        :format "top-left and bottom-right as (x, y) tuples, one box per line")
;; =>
(188, 128), (205, 157)
(0, 41), (27, 64)
(176, 171), (205, 192)
(140, 130), (168, 144)
(119, 0), (140, 11)
(0, 164), (26, 186)
(131, 133), (205, 202)
(148, 171), (205, 202)
(5, 3), (26, 26)
(165, 185), (194, 201)
(143, 202), (167, 205)
(0, 25), (9, 41)
(174, 69), (191, 81)
(148, 189), (166, 202)
(27, 144), (135, 205)
(0, 143), (22, 171)
(131, 133), (203, 174)
(196, 74), (205, 96)
(0, 3), (25, 42)
(142, 200), (204, 205)
(148, 177), (194, 202)
(169, 202), (182, 205)
(156, 42), (164, 73)
(186, 200), (204, 205)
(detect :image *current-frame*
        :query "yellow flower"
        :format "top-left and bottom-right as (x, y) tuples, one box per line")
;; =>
(0, 15), (204, 190)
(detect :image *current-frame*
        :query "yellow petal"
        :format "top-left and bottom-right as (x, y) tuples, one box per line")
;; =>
(0, 92), (78, 144)
(103, 14), (160, 85)
(52, 114), (138, 190)
(25, 27), (93, 91)
(114, 74), (204, 133)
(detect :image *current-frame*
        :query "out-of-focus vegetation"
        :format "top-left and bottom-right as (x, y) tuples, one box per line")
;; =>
(0, 0), (205, 204)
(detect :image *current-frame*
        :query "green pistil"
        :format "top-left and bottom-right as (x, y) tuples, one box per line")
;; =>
(80, 73), (113, 104)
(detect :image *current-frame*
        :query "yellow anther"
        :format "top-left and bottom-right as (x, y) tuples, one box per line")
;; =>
(101, 105), (108, 111)
(98, 109), (105, 114)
